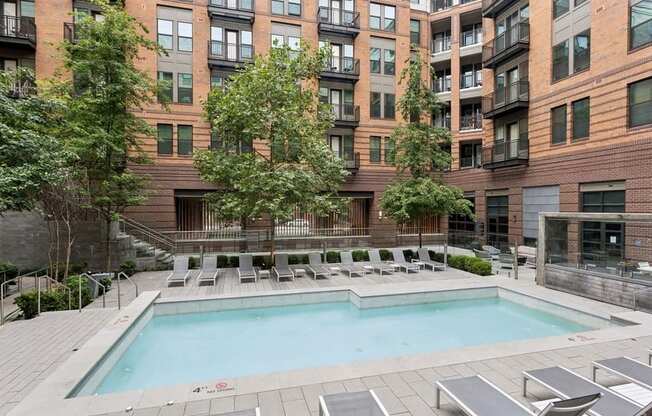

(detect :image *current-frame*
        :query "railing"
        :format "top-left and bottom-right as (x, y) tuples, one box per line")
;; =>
(432, 116), (451, 129)
(271, 227), (370, 239)
(208, 41), (255, 63)
(431, 38), (452, 54)
(461, 28), (483, 47)
(1, 274), (71, 325)
(397, 227), (442, 236)
(0, 15), (36, 43)
(79, 273), (106, 310)
(460, 72), (482, 89)
(431, 0), (453, 12)
(343, 152), (360, 170)
(116, 272), (139, 310)
(209, 0), (254, 11)
(433, 77), (452, 93)
(323, 56), (360, 75)
(162, 229), (243, 242)
(460, 114), (482, 130)
(317, 7), (360, 29)
(482, 20), (529, 63)
(482, 135), (529, 166)
(119, 215), (175, 253)
(482, 79), (529, 114)
(332, 103), (360, 122)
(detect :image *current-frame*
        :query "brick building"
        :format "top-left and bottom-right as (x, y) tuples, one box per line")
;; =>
(1, 0), (651, 257)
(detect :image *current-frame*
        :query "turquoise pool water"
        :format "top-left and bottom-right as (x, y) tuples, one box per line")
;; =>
(93, 297), (593, 394)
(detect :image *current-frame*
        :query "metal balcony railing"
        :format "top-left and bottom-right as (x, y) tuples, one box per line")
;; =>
(482, 20), (529, 66)
(461, 28), (483, 47)
(332, 103), (360, 123)
(209, 0), (254, 11)
(431, 38), (452, 54)
(433, 77), (452, 93)
(0, 15), (36, 44)
(460, 72), (482, 89)
(317, 7), (360, 29)
(432, 0), (453, 12)
(323, 56), (360, 76)
(433, 116), (451, 129)
(482, 134), (529, 168)
(208, 41), (254, 62)
(482, 79), (529, 115)
(460, 114), (482, 130)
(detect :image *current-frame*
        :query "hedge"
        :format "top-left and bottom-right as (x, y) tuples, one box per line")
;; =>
(14, 275), (95, 319)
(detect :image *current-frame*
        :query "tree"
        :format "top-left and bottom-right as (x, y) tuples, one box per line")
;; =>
(380, 52), (473, 247)
(194, 44), (348, 259)
(54, 0), (161, 271)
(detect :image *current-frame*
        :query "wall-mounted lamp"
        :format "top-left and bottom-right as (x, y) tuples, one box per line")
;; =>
(378, 210), (383, 221)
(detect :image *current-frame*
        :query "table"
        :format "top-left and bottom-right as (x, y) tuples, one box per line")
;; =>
(293, 268), (306, 278)
(257, 269), (270, 280)
(411, 261), (425, 269)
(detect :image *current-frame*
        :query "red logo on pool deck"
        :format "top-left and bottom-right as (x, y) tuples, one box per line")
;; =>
(192, 381), (234, 394)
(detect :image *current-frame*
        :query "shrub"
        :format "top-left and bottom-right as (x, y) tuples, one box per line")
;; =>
(379, 249), (391, 261)
(216, 255), (229, 268)
(467, 258), (492, 276)
(253, 255), (272, 269)
(15, 289), (69, 319)
(326, 251), (340, 263)
(189, 256), (200, 269)
(119, 260), (137, 276)
(66, 275), (92, 308)
(351, 250), (369, 262)
(99, 277), (112, 295)
(228, 256), (240, 268)
(0, 261), (19, 281)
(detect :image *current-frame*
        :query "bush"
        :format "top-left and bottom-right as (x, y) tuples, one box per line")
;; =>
(99, 277), (112, 295)
(466, 258), (492, 276)
(189, 256), (200, 269)
(228, 256), (239, 268)
(15, 289), (69, 319)
(66, 275), (92, 308)
(379, 249), (391, 261)
(326, 251), (340, 263)
(253, 255), (272, 269)
(351, 250), (369, 262)
(216, 255), (229, 268)
(119, 260), (137, 276)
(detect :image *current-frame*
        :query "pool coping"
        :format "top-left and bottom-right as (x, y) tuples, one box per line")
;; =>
(9, 278), (652, 416)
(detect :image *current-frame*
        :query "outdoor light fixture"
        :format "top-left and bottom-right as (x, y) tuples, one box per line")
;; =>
(378, 210), (383, 220)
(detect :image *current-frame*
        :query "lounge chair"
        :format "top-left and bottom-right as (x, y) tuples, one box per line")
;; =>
(474, 248), (492, 261)
(437, 375), (601, 416)
(593, 357), (652, 391)
(196, 256), (220, 286)
(319, 390), (388, 416)
(390, 249), (420, 273)
(417, 248), (445, 271)
(368, 249), (394, 276)
(483, 245), (501, 260)
(167, 256), (191, 286)
(272, 253), (295, 282)
(339, 251), (368, 277)
(523, 366), (652, 416)
(238, 254), (257, 283)
(308, 252), (334, 279)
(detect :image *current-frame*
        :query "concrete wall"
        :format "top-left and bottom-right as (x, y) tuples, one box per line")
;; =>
(0, 211), (50, 270)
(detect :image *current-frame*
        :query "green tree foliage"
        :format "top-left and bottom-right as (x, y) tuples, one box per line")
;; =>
(194, 44), (348, 258)
(380, 53), (473, 246)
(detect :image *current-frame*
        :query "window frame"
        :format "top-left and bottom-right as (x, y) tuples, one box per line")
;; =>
(177, 73), (193, 104)
(630, 0), (652, 51)
(571, 97), (590, 141)
(177, 21), (193, 52)
(628, 77), (652, 128)
(410, 19), (420, 46)
(157, 124), (173, 155)
(157, 19), (173, 50)
(369, 136), (381, 163)
(177, 125), (193, 156)
(551, 104), (568, 145)
(573, 29), (590, 73)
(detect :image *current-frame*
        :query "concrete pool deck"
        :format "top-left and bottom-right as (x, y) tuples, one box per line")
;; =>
(5, 267), (652, 416)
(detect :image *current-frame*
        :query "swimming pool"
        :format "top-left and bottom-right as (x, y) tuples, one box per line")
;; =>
(74, 288), (613, 396)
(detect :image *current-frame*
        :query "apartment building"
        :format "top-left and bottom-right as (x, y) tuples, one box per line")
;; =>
(443, 0), (652, 266)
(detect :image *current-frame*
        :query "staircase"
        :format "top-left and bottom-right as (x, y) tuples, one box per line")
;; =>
(117, 216), (176, 270)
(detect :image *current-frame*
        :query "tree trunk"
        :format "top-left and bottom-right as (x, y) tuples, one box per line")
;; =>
(105, 217), (112, 273)
(270, 218), (276, 264)
(54, 219), (61, 282)
(418, 216), (423, 248)
(63, 217), (73, 279)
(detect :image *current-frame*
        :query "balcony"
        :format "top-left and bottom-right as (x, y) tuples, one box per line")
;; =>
(430, 40), (451, 63)
(431, 0), (453, 12)
(332, 103), (360, 127)
(432, 116), (451, 130)
(460, 114), (482, 131)
(317, 7), (360, 37)
(208, 0), (255, 23)
(460, 29), (483, 57)
(482, 0), (519, 17)
(321, 56), (359, 82)
(482, 21), (529, 68)
(482, 135), (528, 170)
(0, 15), (36, 48)
(208, 41), (254, 69)
(432, 78), (452, 102)
(343, 152), (360, 172)
(482, 80), (529, 118)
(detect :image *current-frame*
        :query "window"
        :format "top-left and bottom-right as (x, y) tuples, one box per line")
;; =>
(552, 40), (569, 81)
(580, 190), (626, 266)
(178, 125), (193, 155)
(241, 31), (253, 59)
(384, 93), (395, 119)
(461, 23), (482, 47)
(20, 0), (35, 17)
(178, 73), (193, 104)
(157, 71), (173, 103)
(370, 92), (381, 118)
(211, 74), (224, 90)
(271, 0), (284, 14)
(157, 19), (173, 50)
(575, 0), (587, 5)
(369, 3), (381, 29)
(553, 0), (569, 18)
(369, 3), (394, 32)
(370, 48), (381, 73)
(630, 0), (652, 50)
(383, 49), (395, 75)
(629, 77), (652, 128)
(573, 30), (590, 72)
(384, 137), (395, 164)
(210, 131), (220, 150)
(369, 136), (381, 163)
(572, 98), (590, 140)
(551, 105), (567, 144)
(157, 124), (173, 155)
(433, 31), (451, 53)
(177, 22), (193, 52)
(460, 63), (482, 89)
(410, 19), (420, 46)
(271, 34), (284, 47)
(384, 6), (395, 32)
(288, 0), (301, 15)
(460, 142), (482, 168)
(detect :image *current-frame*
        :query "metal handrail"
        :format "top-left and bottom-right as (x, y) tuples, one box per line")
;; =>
(1, 274), (71, 325)
(117, 272), (139, 310)
(317, 7), (360, 28)
(79, 273), (106, 310)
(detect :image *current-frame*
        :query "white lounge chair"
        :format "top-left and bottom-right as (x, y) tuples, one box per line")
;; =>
(368, 249), (394, 276)
(390, 248), (420, 273)
(167, 256), (191, 287)
(272, 253), (295, 282)
(238, 254), (257, 283)
(196, 256), (220, 286)
(593, 356), (652, 391)
(339, 251), (368, 277)
(319, 390), (389, 416)
(308, 252), (334, 279)
(416, 248), (445, 271)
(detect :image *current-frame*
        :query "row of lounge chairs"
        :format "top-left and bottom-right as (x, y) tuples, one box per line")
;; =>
(166, 248), (446, 286)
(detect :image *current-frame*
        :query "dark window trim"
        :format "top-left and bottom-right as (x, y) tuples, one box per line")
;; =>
(551, 104), (567, 146)
(571, 97), (590, 141)
(629, 0), (652, 52)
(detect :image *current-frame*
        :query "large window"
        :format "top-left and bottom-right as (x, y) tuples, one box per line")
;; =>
(157, 124), (173, 155)
(410, 19), (420, 46)
(573, 30), (590, 73)
(487, 195), (509, 248)
(461, 23), (482, 47)
(177, 22), (193, 52)
(551, 105), (567, 144)
(630, 0), (652, 50)
(178, 73), (193, 104)
(459, 142), (482, 168)
(370, 92), (381, 118)
(432, 31), (451, 53)
(449, 195), (475, 246)
(370, 48), (381, 73)
(157, 71), (173, 103)
(629, 77), (652, 128)
(383, 137), (395, 164)
(581, 190), (626, 267)
(369, 136), (381, 163)
(157, 19), (173, 50)
(383, 49), (395, 75)
(460, 63), (482, 89)
(178, 125), (193, 155)
(572, 98), (590, 140)
(384, 93), (395, 119)
(369, 3), (395, 32)
(552, 40), (569, 81)
(553, 0), (569, 18)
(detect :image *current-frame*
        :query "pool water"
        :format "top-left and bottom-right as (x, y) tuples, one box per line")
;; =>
(94, 297), (593, 394)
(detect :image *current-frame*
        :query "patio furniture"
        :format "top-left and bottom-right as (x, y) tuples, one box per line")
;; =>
(257, 269), (271, 280)
(319, 390), (389, 416)
(390, 249), (420, 273)
(483, 245), (501, 260)
(272, 253), (295, 282)
(638, 262), (652, 275)
(523, 366), (652, 416)
(518, 245), (537, 268)
(339, 251), (368, 277)
(368, 249), (394, 276)
(308, 252), (334, 279)
(238, 254), (257, 283)
(167, 256), (191, 287)
(196, 256), (220, 286)
(293, 267), (306, 278)
(498, 254), (515, 271)
(417, 248), (445, 271)
(592, 357), (652, 391)
(437, 374), (601, 416)
(474, 249), (492, 261)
